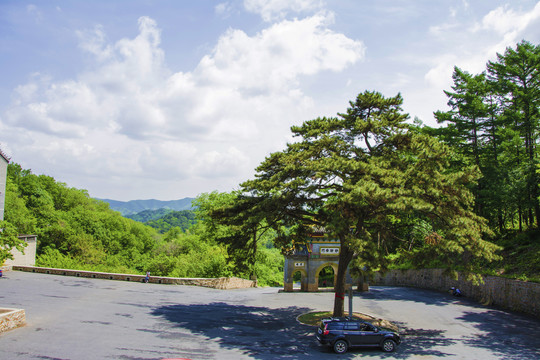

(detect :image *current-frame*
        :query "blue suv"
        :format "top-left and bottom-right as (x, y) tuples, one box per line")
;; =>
(316, 317), (401, 354)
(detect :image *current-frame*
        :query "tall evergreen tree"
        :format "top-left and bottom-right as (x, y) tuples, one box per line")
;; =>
(434, 67), (505, 229)
(434, 67), (490, 168)
(487, 40), (540, 228)
(242, 91), (499, 316)
(432, 41), (540, 232)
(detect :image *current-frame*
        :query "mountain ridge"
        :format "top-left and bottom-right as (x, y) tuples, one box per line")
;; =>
(97, 197), (195, 216)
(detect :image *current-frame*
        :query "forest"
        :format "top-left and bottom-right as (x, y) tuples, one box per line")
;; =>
(0, 41), (539, 287)
(0, 164), (283, 286)
(424, 40), (540, 281)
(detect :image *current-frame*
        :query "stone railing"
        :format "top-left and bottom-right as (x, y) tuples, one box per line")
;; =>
(372, 269), (540, 319)
(0, 308), (26, 333)
(12, 266), (257, 290)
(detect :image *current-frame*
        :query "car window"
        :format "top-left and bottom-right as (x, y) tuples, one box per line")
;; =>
(359, 323), (375, 331)
(344, 323), (360, 330)
(328, 322), (344, 330)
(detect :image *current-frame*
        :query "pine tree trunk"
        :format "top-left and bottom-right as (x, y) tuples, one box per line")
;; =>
(332, 242), (353, 317)
(519, 206), (523, 232)
(250, 229), (257, 280)
(532, 173), (540, 227)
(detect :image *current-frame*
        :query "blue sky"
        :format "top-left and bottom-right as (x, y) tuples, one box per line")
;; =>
(1, 0), (539, 201)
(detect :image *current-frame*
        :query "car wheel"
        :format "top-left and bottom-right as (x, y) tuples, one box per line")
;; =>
(333, 339), (348, 354)
(382, 339), (396, 352)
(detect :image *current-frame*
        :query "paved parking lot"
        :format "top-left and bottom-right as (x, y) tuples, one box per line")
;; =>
(1, 271), (540, 359)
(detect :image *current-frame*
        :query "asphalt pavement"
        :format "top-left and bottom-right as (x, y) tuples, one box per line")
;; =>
(1, 271), (539, 360)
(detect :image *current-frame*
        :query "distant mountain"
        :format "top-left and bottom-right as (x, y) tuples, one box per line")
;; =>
(97, 197), (195, 216)
(125, 208), (174, 222)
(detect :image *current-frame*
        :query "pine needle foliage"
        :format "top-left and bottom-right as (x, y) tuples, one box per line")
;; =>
(241, 90), (500, 316)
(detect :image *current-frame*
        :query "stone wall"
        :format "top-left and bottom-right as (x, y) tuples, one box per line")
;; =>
(372, 269), (540, 319)
(13, 266), (257, 290)
(3, 235), (37, 267)
(0, 308), (26, 333)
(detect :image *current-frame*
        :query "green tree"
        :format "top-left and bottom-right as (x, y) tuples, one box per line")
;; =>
(4, 162), (159, 274)
(0, 220), (27, 264)
(434, 67), (505, 230)
(4, 174), (37, 234)
(487, 40), (540, 229)
(434, 67), (491, 169)
(144, 210), (197, 233)
(242, 91), (500, 316)
(194, 191), (276, 280)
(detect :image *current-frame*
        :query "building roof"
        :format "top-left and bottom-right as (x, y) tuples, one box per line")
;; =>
(0, 148), (9, 163)
(308, 225), (328, 237)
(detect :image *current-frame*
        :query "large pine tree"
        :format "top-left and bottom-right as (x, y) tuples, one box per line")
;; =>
(242, 91), (500, 316)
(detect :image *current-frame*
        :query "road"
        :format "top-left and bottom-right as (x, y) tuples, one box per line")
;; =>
(1, 271), (539, 360)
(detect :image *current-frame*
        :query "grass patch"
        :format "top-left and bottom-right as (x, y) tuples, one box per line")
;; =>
(297, 311), (399, 332)
(298, 311), (333, 326)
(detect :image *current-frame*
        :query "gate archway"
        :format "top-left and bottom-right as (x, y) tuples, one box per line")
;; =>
(317, 263), (337, 290)
(283, 237), (357, 292)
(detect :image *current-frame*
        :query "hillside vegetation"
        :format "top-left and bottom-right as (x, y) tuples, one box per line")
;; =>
(488, 231), (540, 282)
(0, 163), (283, 286)
(127, 209), (198, 233)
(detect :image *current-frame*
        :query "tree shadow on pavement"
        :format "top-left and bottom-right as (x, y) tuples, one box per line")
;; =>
(150, 302), (456, 359)
(359, 286), (469, 307)
(457, 309), (540, 359)
(151, 302), (318, 359)
(390, 324), (457, 359)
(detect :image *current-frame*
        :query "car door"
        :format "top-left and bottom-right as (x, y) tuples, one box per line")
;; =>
(343, 322), (363, 345)
(359, 323), (383, 346)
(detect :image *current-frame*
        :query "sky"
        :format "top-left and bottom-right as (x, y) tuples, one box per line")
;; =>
(1, 0), (539, 201)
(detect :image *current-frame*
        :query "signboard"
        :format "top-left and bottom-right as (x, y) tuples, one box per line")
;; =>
(320, 247), (340, 256)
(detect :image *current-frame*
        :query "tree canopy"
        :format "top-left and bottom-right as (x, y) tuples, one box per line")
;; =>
(193, 191), (282, 284)
(240, 90), (500, 316)
(433, 40), (540, 232)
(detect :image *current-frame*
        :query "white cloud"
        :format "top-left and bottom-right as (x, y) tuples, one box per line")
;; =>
(3, 12), (363, 199)
(244, 0), (324, 22)
(215, 2), (234, 18)
(195, 14), (363, 91)
(424, 2), (540, 94)
(475, 2), (540, 56)
(3, 1), (538, 201)
(76, 25), (113, 61)
(475, 3), (540, 35)
(424, 60), (455, 90)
